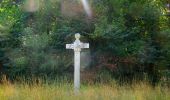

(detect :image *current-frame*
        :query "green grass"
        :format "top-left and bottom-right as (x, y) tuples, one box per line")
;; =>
(0, 79), (169, 100)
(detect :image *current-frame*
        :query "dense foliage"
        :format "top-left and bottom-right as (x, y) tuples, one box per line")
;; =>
(0, 0), (170, 85)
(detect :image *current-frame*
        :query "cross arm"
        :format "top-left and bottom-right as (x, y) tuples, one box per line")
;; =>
(66, 44), (74, 49)
(80, 43), (89, 48)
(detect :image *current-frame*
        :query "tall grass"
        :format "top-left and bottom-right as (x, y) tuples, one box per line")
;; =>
(0, 77), (169, 100)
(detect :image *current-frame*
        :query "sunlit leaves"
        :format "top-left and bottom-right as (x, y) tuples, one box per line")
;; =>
(22, 27), (51, 49)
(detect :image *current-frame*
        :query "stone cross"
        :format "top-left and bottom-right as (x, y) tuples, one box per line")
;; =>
(66, 33), (89, 93)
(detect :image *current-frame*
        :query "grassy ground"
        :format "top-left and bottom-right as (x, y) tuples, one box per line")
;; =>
(0, 79), (169, 100)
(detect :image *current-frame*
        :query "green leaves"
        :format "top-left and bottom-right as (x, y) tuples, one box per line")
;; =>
(22, 27), (51, 50)
(0, 0), (169, 83)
